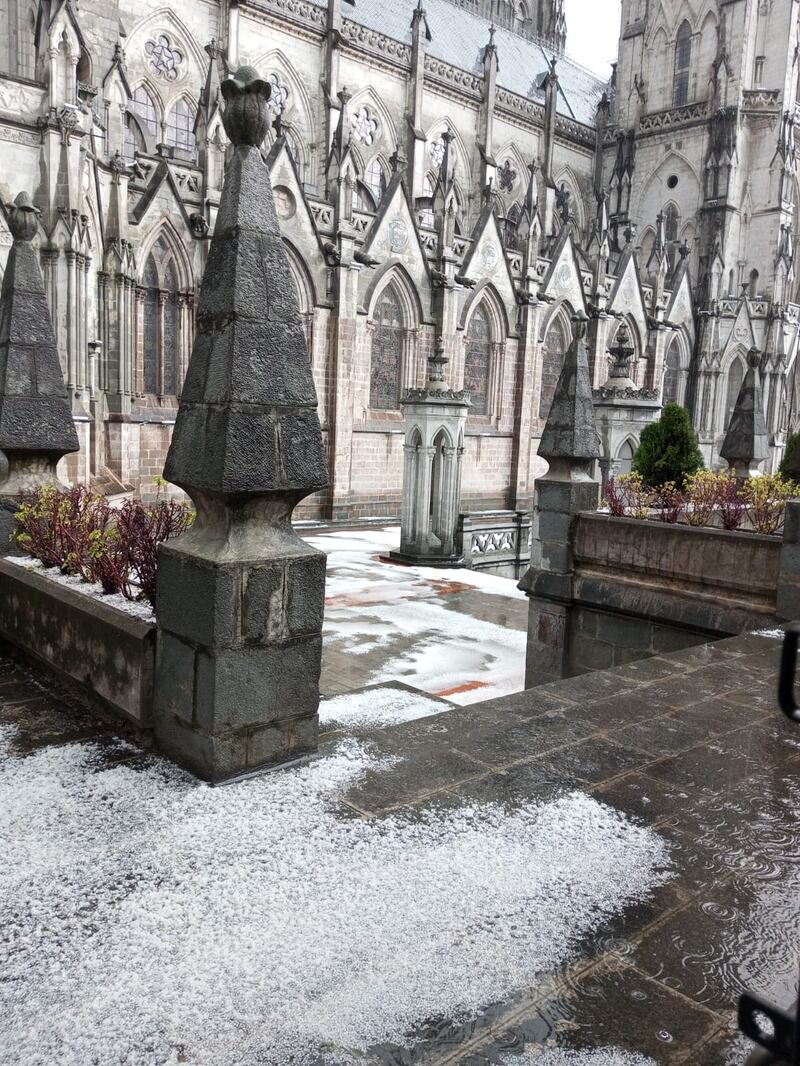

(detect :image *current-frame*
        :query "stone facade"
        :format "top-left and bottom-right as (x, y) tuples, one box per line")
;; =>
(0, 0), (795, 518)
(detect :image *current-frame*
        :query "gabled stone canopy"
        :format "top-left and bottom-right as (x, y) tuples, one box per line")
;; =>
(0, 192), (78, 457)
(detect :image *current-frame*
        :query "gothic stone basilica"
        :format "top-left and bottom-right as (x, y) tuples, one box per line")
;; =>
(0, 0), (797, 517)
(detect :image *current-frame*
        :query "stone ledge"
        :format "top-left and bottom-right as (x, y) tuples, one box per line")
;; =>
(0, 560), (155, 725)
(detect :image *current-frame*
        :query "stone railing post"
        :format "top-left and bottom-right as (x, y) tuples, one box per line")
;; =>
(517, 312), (601, 684)
(0, 192), (79, 549)
(153, 67), (329, 782)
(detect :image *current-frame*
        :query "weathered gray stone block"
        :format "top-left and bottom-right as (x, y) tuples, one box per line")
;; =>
(193, 638), (322, 732)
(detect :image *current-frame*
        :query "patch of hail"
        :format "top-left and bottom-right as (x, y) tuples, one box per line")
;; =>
(1, 735), (671, 1065)
(319, 686), (448, 731)
(500, 1049), (657, 1066)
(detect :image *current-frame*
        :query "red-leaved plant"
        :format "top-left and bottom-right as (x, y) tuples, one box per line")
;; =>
(13, 486), (194, 607)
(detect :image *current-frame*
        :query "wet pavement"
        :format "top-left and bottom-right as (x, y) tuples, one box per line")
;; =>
(1, 630), (798, 1064)
(304, 526), (529, 705)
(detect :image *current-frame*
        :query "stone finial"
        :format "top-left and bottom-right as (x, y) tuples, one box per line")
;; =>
(164, 66), (328, 503)
(6, 191), (40, 241)
(539, 312), (601, 464)
(720, 346), (769, 476)
(220, 65), (272, 146)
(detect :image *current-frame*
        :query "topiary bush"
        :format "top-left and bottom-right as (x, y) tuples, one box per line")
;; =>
(632, 403), (704, 489)
(779, 431), (800, 479)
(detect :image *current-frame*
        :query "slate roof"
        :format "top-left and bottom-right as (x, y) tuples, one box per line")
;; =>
(334, 0), (607, 126)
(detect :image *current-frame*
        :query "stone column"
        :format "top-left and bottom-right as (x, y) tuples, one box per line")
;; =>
(153, 67), (329, 783)
(720, 347), (769, 479)
(0, 192), (79, 547)
(518, 313), (601, 685)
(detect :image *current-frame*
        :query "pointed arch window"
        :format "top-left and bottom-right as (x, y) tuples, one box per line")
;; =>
(364, 159), (386, 204)
(674, 21), (692, 107)
(663, 339), (683, 406)
(539, 313), (572, 420)
(464, 305), (492, 415)
(166, 98), (196, 155)
(370, 288), (404, 410)
(418, 174), (435, 229)
(504, 203), (521, 250)
(140, 236), (191, 398)
(725, 356), (744, 429)
(131, 85), (158, 144)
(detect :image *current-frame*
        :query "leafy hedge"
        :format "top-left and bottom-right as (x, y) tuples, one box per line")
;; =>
(603, 470), (797, 535)
(12, 485), (194, 606)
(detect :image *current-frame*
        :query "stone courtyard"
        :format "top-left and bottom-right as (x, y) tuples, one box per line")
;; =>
(2, 624), (798, 1064)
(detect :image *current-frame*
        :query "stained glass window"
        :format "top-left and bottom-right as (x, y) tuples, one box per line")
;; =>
(143, 256), (160, 394)
(504, 203), (521, 250)
(141, 240), (183, 396)
(364, 159), (386, 204)
(132, 86), (158, 142)
(166, 98), (195, 154)
(674, 22), (692, 107)
(539, 315), (570, 419)
(663, 341), (681, 406)
(464, 305), (491, 416)
(370, 289), (403, 410)
(419, 174), (435, 228)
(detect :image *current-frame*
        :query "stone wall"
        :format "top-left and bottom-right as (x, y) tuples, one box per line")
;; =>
(561, 514), (782, 676)
(0, 561), (156, 724)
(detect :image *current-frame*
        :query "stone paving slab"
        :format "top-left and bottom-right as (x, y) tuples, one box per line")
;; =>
(1, 630), (798, 1064)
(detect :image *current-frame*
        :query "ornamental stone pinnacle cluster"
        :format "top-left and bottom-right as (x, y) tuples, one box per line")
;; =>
(154, 66), (329, 783)
(0, 191), (79, 547)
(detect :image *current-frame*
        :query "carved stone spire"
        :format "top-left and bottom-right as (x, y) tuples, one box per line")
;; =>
(155, 66), (329, 782)
(720, 347), (770, 478)
(0, 190), (79, 545)
(539, 313), (601, 465)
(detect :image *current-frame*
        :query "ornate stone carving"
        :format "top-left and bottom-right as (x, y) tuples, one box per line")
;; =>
(498, 159), (517, 192)
(267, 73), (289, 114)
(145, 34), (184, 81)
(388, 218), (409, 252)
(351, 105), (378, 145)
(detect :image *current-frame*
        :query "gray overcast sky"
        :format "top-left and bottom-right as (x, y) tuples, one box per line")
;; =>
(565, 0), (621, 78)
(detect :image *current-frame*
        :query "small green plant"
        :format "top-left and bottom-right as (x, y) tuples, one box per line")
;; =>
(741, 473), (798, 535)
(632, 404), (704, 489)
(651, 481), (685, 523)
(685, 470), (720, 527)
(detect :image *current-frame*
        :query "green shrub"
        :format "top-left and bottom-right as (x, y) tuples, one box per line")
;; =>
(779, 431), (800, 479)
(633, 403), (704, 489)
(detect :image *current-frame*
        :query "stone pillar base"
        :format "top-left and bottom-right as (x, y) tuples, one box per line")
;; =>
(525, 597), (572, 687)
(778, 499), (800, 621)
(154, 539), (325, 783)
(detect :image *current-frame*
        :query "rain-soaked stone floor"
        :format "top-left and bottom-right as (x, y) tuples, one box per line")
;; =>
(1, 627), (797, 1064)
(305, 525), (529, 705)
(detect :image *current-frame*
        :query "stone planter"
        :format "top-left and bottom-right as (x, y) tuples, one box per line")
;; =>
(0, 559), (156, 725)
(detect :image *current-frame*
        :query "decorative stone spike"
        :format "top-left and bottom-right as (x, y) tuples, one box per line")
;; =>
(518, 313), (601, 685)
(0, 191), (79, 548)
(720, 347), (769, 479)
(539, 312), (602, 466)
(154, 67), (329, 783)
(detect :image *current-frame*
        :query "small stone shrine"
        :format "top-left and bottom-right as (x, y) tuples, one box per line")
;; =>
(518, 312), (601, 684)
(154, 66), (329, 782)
(390, 337), (469, 565)
(720, 347), (769, 479)
(592, 322), (660, 486)
(0, 192), (79, 548)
